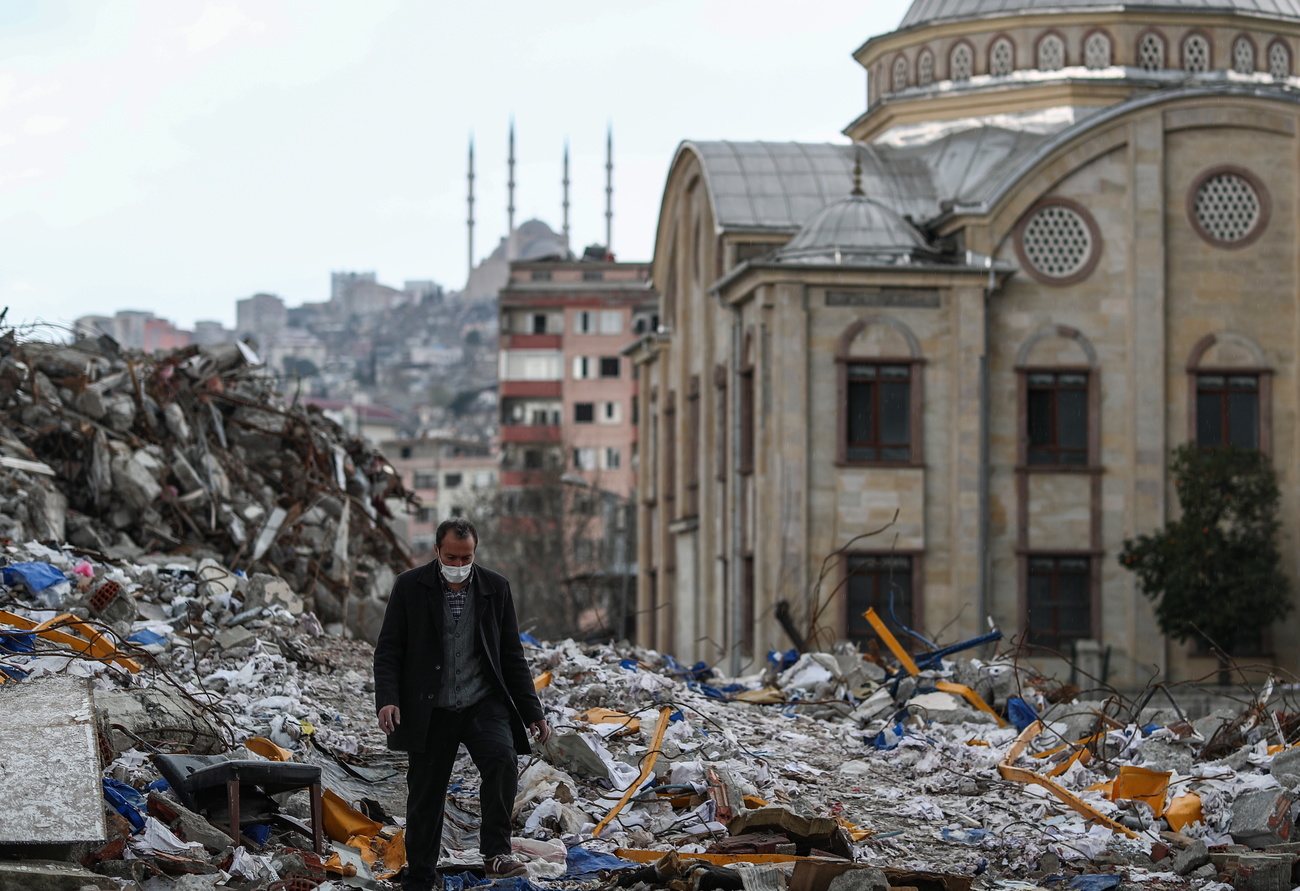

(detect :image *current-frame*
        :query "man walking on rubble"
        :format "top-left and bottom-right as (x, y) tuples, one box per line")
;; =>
(374, 517), (550, 891)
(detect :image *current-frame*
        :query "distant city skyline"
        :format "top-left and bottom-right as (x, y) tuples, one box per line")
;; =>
(0, 0), (911, 331)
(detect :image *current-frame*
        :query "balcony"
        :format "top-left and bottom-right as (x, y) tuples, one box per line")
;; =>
(502, 333), (561, 349)
(500, 424), (562, 444)
(500, 380), (563, 398)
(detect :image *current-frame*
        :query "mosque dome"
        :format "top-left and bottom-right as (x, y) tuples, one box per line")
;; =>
(774, 188), (934, 265)
(897, 0), (1300, 30)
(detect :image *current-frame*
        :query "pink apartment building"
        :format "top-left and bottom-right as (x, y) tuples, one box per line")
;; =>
(497, 258), (656, 498)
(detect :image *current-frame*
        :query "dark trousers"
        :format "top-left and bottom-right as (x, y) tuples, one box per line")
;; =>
(404, 695), (519, 888)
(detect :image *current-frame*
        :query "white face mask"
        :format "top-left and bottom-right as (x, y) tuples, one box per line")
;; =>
(440, 561), (472, 584)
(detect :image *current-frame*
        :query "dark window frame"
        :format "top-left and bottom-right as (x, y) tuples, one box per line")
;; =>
(842, 552), (921, 649)
(1194, 372), (1261, 450)
(1185, 334), (1273, 456)
(1018, 365), (1097, 471)
(599, 356), (621, 378)
(1022, 553), (1095, 654)
(574, 402), (595, 424)
(837, 357), (924, 466)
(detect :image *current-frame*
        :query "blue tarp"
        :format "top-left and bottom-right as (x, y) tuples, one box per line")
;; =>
(443, 872), (546, 891)
(102, 778), (146, 832)
(941, 827), (992, 844)
(767, 648), (799, 672)
(1007, 697), (1039, 731)
(127, 629), (168, 648)
(564, 846), (639, 878)
(0, 630), (35, 654)
(519, 633), (543, 648)
(1069, 875), (1122, 891)
(1, 561), (66, 592)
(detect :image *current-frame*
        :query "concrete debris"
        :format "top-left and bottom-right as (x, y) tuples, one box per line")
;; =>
(0, 332), (415, 641)
(0, 377), (1299, 890)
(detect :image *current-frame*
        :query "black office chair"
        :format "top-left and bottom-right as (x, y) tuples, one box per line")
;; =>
(152, 753), (324, 854)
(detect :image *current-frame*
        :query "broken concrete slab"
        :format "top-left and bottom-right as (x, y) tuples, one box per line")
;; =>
(1270, 746), (1300, 789)
(1231, 789), (1296, 848)
(0, 859), (114, 891)
(0, 676), (105, 845)
(1173, 839), (1211, 875)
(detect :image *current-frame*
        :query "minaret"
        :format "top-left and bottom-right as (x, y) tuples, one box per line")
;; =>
(562, 141), (571, 252)
(507, 119), (517, 261)
(467, 136), (476, 278)
(604, 124), (613, 255)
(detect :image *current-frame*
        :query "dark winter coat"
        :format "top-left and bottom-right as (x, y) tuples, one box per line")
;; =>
(372, 561), (543, 755)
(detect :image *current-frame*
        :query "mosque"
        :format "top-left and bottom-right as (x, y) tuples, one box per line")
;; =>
(630, 0), (1300, 686)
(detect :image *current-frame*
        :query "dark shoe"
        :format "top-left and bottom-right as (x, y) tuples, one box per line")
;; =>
(484, 854), (528, 879)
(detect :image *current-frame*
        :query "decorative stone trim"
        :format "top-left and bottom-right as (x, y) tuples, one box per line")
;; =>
(1186, 166), (1270, 249)
(1013, 198), (1103, 286)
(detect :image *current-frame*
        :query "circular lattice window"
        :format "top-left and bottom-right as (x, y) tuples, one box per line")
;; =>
(1016, 201), (1100, 284)
(1189, 169), (1269, 248)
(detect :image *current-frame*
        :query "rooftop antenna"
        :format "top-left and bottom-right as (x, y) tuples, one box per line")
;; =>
(851, 146), (864, 197)
(507, 118), (517, 260)
(467, 135), (476, 277)
(562, 140), (571, 252)
(604, 123), (613, 255)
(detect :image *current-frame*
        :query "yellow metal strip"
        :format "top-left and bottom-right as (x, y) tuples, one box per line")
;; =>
(997, 720), (1137, 838)
(863, 608), (921, 676)
(0, 609), (141, 673)
(534, 671), (552, 691)
(593, 706), (673, 838)
(933, 680), (1007, 728)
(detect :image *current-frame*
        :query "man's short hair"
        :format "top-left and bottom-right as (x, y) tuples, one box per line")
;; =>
(435, 517), (478, 548)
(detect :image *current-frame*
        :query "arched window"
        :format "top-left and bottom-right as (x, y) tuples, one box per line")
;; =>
(836, 317), (924, 466)
(917, 48), (934, 86)
(1084, 30), (1112, 69)
(1037, 33), (1065, 71)
(893, 55), (909, 91)
(1269, 39), (1291, 77)
(1138, 31), (1166, 70)
(950, 42), (973, 80)
(1233, 35), (1256, 73)
(989, 36), (1015, 75)
(1186, 333), (1271, 454)
(1182, 33), (1210, 72)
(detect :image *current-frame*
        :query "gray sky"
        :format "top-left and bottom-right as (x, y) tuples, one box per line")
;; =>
(1, 1), (913, 331)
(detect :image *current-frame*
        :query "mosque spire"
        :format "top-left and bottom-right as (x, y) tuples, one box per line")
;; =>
(604, 123), (613, 255)
(562, 140), (571, 251)
(467, 135), (476, 277)
(507, 118), (517, 260)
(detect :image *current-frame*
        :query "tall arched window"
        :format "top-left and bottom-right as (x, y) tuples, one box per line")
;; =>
(1138, 31), (1166, 70)
(1269, 39), (1292, 77)
(1084, 30), (1112, 69)
(1233, 35), (1256, 73)
(989, 36), (1015, 75)
(1182, 33), (1210, 72)
(1186, 333), (1272, 455)
(1037, 33), (1065, 71)
(950, 42), (973, 80)
(836, 317), (924, 466)
(893, 55), (909, 91)
(917, 48), (934, 86)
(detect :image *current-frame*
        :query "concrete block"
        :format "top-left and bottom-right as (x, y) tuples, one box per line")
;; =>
(0, 859), (112, 891)
(216, 625), (255, 651)
(110, 449), (162, 511)
(1174, 839), (1211, 875)
(1226, 853), (1295, 891)
(244, 573), (303, 615)
(826, 867), (890, 891)
(1231, 789), (1295, 848)
(1270, 746), (1300, 789)
(0, 675), (105, 845)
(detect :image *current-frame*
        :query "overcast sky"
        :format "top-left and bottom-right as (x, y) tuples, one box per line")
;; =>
(1, 0), (913, 331)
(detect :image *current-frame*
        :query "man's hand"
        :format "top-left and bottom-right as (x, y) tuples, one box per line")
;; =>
(528, 719), (551, 745)
(378, 705), (400, 735)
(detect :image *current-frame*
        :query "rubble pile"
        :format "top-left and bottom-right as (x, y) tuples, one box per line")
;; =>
(0, 332), (415, 640)
(2, 546), (1300, 890)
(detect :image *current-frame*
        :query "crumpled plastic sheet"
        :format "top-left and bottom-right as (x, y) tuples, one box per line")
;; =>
(126, 816), (207, 857)
(228, 845), (280, 883)
(1, 561), (67, 592)
(564, 846), (639, 878)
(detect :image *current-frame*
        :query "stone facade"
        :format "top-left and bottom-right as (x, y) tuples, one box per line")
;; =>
(632, 0), (1300, 685)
